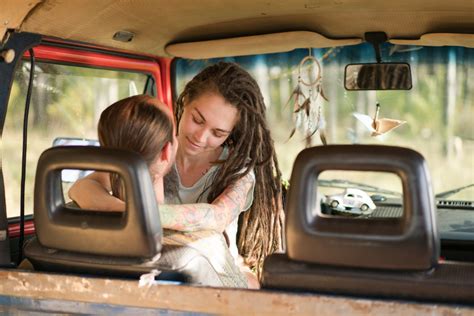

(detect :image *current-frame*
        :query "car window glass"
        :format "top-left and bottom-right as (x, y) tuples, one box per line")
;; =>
(175, 44), (473, 238)
(4, 60), (147, 218)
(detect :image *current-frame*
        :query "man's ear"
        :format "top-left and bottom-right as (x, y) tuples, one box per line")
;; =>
(151, 142), (172, 178)
(160, 142), (172, 164)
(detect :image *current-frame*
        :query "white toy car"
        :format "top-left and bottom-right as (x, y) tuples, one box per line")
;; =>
(325, 188), (376, 215)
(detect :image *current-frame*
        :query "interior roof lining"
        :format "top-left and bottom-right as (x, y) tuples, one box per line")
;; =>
(0, 0), (41, 43)
(10, 0), (474, 57)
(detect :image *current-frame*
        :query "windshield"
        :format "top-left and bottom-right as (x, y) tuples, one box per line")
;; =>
(175, 43), (473, 201)
(175, 43), (473, 240)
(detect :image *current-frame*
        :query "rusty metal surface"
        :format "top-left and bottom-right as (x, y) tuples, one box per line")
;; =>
(0, 269), (473, 315)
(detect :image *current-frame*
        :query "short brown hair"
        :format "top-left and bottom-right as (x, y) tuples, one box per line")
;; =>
(98, 94), (173, 199)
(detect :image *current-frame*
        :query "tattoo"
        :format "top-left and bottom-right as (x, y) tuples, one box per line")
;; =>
(159, 172), (255, 232)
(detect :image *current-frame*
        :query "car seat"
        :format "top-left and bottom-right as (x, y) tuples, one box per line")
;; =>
(262, 145), (474, 304)
(24, 146), (246, 288)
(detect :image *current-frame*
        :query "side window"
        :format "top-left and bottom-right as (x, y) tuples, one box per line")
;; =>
(4, 58), (149, 218)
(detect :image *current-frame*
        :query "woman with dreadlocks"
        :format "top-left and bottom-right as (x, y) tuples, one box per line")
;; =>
(161, 61), (284, 287)
(69, 62), (284, 287)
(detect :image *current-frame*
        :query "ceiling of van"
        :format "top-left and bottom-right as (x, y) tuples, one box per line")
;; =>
(3, 0), (474, 58)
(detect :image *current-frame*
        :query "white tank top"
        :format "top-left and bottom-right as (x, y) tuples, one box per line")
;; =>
(175, 147), (255, 260)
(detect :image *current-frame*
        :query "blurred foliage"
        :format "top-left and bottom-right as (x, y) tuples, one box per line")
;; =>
(3, 61), (147, 217)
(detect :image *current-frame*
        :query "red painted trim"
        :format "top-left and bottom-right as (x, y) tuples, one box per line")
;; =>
(9, 220), (35, 238)
(158, 57), (174, 109)
(43, 37), (163, 60)
(24, 45), (165, 101)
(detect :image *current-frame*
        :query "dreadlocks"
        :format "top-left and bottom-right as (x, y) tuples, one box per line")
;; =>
(175, 61), (284, 277)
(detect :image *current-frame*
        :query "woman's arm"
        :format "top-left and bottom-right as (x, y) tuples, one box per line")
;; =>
(68, 171), (125, 211)
(159, 172), (255, 232)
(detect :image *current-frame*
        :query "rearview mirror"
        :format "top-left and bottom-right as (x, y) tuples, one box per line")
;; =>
(345, 63), (412, 90)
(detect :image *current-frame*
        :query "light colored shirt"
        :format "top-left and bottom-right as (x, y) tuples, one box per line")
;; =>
(175, 147), (255, 260)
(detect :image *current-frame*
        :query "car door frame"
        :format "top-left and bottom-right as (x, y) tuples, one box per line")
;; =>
(0, 31), (171, 266)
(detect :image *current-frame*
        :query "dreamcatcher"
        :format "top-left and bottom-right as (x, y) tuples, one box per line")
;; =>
(285, 52), (328, 145)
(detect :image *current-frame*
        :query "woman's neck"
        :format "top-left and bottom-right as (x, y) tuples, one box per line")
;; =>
(176, 146), (223, 187)
(176, 146), (222, 171)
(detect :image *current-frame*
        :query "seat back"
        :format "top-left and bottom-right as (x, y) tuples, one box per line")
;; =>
(285, 144), (439, 270)
(25, 146), (248, 288)
(33, 146), (162, 258)
(262, 145), (474, 303)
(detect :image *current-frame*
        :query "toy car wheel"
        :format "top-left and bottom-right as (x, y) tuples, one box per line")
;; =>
(330, 200), (339, 208)
(360, 204), (369, 212)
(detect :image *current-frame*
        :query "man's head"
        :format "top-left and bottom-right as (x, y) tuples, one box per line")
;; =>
(98, 95), (176, 189)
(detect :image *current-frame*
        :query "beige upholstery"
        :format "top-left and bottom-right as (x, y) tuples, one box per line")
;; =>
(0, 0), (41, 42)
(390, 33), (474, 48)
(1, 0), (469, 58)
(166, 31), (361, 59)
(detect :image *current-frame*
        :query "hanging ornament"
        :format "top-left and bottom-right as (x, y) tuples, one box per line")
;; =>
(353, 102), (406, 137)
(285, 51), (329, 145)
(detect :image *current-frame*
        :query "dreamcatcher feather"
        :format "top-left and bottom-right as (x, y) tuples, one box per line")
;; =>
(285, 54), (328, 146)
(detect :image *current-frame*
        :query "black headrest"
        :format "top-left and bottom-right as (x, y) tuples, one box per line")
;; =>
(34, 146), (162, 258)
(286, 145), (439, 270)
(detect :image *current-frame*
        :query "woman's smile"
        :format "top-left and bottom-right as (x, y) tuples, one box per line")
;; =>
(186, 136), (202, 150)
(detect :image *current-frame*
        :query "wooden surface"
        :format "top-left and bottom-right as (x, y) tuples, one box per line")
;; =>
(0, 269), (473, 315)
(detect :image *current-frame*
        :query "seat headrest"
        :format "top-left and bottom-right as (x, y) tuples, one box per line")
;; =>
(286, 145), (439, 270)
(34, 146), (162, 258)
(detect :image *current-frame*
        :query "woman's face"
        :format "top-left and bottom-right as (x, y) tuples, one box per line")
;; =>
(178, 92), (239, 156)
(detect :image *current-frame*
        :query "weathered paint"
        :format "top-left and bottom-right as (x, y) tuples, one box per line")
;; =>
(0, 270), (472, 315)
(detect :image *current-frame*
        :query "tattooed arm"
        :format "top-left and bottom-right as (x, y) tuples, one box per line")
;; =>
(159, 171), (255, 232)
